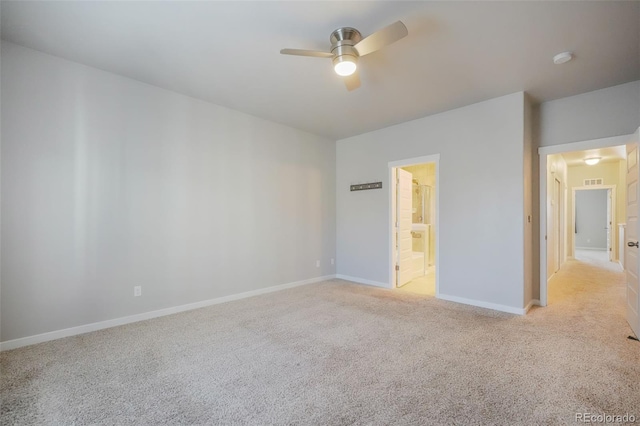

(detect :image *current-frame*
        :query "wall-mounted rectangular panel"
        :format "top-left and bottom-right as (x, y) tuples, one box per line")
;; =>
(350, 182), (382, 191)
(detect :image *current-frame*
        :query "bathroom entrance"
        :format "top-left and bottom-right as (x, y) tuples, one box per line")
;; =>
(390, 155), (439, 296)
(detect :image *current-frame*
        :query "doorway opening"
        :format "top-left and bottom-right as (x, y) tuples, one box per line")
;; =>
(539, 136), (631, 306)
(389, 155), (439, 296)
(540, 129), (640, 338)
(572, 186), (615, 264)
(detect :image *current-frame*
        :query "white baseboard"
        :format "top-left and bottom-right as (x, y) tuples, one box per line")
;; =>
(337, 276), (527, 315)
(0, 275), (336, 352)
(438, 293), (527, 315)
(335, 274), (390, 289)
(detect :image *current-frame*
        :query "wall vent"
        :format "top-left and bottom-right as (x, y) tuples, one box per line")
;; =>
(584, 178), (603, 186)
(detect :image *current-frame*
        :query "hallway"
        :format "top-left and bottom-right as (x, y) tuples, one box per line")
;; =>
(548, 253), (624, 307)
(574, 249), (611, 265)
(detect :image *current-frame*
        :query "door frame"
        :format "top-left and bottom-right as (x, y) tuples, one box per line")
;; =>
(388, 154), (440, 294)
(539, 133), (634, 307)
(551, 177), (563, 274)
(570, 185), (616, 260)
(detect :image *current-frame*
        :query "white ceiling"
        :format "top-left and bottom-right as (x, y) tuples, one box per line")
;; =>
(1, 1), (638, 140)
(562, 145), (627, 167)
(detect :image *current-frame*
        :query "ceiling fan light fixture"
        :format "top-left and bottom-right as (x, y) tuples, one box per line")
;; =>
(280, 20), (407, 89)
(333, 55), (357, 76)
(584, 157), (601, 166)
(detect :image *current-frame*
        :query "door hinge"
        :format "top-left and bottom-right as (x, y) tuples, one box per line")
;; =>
(395, 265), (399, 271)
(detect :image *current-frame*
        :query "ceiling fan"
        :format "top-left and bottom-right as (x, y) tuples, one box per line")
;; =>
(280, 21), (408, 91)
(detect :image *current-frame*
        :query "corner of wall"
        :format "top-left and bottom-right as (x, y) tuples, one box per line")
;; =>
(523, 92), (537, 307)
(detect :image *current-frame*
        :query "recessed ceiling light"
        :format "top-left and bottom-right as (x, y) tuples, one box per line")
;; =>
(553, 52), (573, 65)
(584, 157), (601, 166)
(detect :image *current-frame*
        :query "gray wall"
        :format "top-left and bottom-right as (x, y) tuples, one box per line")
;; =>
(336, 92), (526, 310)
(0, 42), (336, 342)
(574, 189), (608, 249)
(538, 80), (640, 148)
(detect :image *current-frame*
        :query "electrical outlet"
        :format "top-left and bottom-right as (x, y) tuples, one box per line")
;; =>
(134, 286), (142, 297)
(316, 260), (320, 268)
(331, 258), (335, 265)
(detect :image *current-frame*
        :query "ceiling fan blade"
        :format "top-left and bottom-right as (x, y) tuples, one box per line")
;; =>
(280, 48), (333, 58)
(344, 72), (361, 92)
(354, 21), (408, 57)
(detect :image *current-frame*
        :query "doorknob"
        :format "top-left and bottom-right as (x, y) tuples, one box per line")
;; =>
(628, 241), (639, 248)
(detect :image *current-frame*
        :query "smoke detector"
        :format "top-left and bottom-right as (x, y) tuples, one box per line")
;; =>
(553, 52), (573, 65)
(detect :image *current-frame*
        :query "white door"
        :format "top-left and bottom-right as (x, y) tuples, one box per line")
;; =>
(554, 178), (561, 271)
(625, 136), (640, 338)
(546, 177), (556, 279)
(606, 189), (612, 261)
(396, 168), (413, 287)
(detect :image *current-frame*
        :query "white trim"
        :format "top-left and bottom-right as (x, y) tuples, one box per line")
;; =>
(539, 133), (635, 307)
(335, 274), (389, 289)
(0, 275), (335, 352)
(388, 154), (440, 297)
(438, 293), (527, 315)
(524, 299), (541, 313)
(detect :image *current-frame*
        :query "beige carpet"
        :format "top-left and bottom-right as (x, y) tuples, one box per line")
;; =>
(2, 260), (639, 425)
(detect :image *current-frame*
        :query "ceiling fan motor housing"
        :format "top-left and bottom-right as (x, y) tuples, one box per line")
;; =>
(330, 27), (362, 62)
